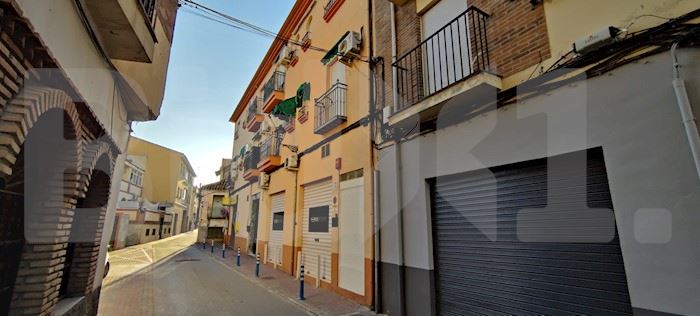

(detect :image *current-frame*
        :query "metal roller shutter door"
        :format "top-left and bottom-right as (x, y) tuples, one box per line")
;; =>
(302, 179), (333, 282)
(431, 149), (632, 315)
(269, 192), (285, 265)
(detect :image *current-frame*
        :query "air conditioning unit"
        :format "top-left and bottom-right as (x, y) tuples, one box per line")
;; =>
(278, 46), (292, 65)
(284, 154), (299, 171)
(338, 31), (362, 63)
(259, 172), (270, 189)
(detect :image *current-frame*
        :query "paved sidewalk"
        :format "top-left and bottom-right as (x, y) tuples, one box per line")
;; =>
(103, 231), (197, 287)
(195, 242), (376, 316)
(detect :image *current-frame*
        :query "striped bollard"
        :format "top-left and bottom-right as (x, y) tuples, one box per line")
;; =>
(211, 240), (214, 253)
(299, 264), (305, 300)
(255, 253), (260, 277)
(237, 247), (241, 266)
(222, 243), (226, 258)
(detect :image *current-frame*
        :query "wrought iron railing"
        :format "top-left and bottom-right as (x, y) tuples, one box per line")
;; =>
(246, 97), (261, 125)
(139, 0), (157, 22)
(243, 147), (261, 172)
(314, 82), (347, 133)
(302, 31), (312, 45)
(260, 134), (282, 159)
(263, 71), (285, 102)
(392, 6), (490, 112)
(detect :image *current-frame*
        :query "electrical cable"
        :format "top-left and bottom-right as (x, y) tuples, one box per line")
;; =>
(180, 0), (372, 63)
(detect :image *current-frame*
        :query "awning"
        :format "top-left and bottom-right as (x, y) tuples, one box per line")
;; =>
(272, 97), (297, 117)
(321, 31), (350, 65)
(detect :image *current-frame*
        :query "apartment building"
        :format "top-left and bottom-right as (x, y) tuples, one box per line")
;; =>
(0, 0), (179, 314)
(126, 137), (196, 236)
(112, 154), (174, 248)
(118, 155), (147, 201)
(228, 0), (375, 305)
(373, 0), (700, 315)
(196, 159), (233, 244)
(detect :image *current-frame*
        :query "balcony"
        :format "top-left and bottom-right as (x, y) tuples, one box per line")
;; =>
(390, 7), (501, 125)
(245, 98), (264, 132)
(297, 104), (308, 123)
(257, 134), (283, 172)
(314, 82), (347, 134)
(323, 0), (345, 22)
(83, 0), (157, 62)
(242, 147), (261, 181)
(262, 71), (285, 113)
(301, 31), (312, 51)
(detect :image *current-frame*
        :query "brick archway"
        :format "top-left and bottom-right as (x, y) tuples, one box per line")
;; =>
(0, 87), (113, 315)
(61, 148), (115, 298)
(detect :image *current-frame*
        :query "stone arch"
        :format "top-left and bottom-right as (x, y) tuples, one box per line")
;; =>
(0, 86), (83, 179)
(61, 150), (114, 298)
(0, 87), (86, 314)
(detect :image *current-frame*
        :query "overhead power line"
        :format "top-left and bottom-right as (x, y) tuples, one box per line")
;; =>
(179, 0), (370, 62)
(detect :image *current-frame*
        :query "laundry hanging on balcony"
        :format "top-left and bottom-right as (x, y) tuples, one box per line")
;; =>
(272, 82), (311, 118)
(321, 31), (350, 65)
(272, 97), (297, 117)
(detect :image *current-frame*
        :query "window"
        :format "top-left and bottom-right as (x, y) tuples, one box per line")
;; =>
(152, 228), (156, 235)
(321, 143), (331, 158)
(146, 229), (150, 236)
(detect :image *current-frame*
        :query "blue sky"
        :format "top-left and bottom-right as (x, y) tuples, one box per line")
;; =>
(132, 0), (295, 185)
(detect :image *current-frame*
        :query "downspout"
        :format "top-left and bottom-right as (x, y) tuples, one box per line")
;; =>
(367, 0), (382, 312)
(671, 43), (700, 181)
(291, 166), (300, 277)
(390, 3), (406, 315)
(391, 3), (399, 108)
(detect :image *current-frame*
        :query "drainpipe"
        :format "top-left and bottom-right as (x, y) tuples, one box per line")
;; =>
(671, 43), (700, 181)
(368, 0), (382, 312)
(390, 3), (406, 315)
(391, 3), (399, 109)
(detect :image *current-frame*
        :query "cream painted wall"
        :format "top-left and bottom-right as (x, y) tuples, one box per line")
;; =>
(112, 18), (173, 117)
(505, 0), (700, 88)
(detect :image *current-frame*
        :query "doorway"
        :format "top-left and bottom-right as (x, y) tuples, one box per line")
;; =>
(248, 195), (260, 256)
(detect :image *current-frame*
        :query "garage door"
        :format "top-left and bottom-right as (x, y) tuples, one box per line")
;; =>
(302, 179), (333, 283)
(268, 192), (285, 265)
(431, 149), (632, 315)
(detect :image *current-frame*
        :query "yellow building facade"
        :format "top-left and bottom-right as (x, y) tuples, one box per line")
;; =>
(127, 137), (197, 235)
(228, 0), (375, 305)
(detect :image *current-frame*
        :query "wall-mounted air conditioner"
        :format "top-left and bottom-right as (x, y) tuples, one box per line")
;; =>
(338, 31), (362, 63)
(284, 154), (299, 171)
(259, 172), (270, 189)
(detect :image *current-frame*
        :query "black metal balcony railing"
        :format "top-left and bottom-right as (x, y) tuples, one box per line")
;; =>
(243, 147), (261, 172)
(314, 82), (347, 134)
(246, 97), (261, 124)
(260, 134), (282, 159)
(139, 0), (157, 22)
(263, 71), (285, 102)
(392, 7), (490, 112)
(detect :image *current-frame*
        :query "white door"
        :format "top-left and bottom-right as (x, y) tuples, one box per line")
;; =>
(421, 0), (470, 94)
(269, 192), (285, 265)
(339, 177), (365, 295)
(302, 179), (333, 283)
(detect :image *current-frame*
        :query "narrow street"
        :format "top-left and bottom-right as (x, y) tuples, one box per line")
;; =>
(98, 233), (309, 316)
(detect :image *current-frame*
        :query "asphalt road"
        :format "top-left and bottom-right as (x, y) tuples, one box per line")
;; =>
(98, 233), (309, 316)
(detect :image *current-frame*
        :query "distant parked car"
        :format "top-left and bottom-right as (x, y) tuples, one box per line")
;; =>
(104, 247), (111, 278)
